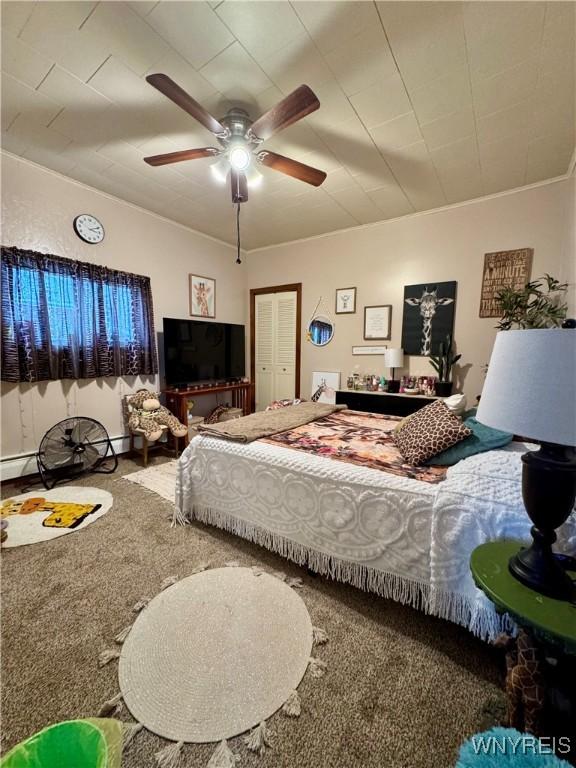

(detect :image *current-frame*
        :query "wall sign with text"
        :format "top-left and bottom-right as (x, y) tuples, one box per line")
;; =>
(479, 248), (533, 318)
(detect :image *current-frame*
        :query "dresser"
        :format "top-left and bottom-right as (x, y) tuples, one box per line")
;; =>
(335, 389), (438, 417)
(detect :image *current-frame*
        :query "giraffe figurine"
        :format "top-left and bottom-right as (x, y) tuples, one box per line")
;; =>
(405, 287), (454, 355)
(495, 629), (545, 735)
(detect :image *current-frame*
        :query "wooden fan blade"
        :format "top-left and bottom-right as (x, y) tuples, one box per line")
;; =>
(144, 148), (220, 166)
(146, 73), (228, 136)
(231, 170), (248, 203)
(257, 151), (326, 187)
(248, 85), (319, 142)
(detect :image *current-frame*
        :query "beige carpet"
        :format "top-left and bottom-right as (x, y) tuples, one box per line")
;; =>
(1, 456), (504, 768)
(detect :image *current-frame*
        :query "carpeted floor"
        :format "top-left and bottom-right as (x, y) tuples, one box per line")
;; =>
(1, 456), (505, 767)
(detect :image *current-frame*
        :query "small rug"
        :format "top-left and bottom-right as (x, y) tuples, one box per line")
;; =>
(122, 461), (177, 505)
(118, 567), (313, 743)
(1, 487), (113, 548)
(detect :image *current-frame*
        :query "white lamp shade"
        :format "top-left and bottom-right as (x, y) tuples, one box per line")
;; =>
(384, 348), (404, 368)
(476, 329), (576, 446)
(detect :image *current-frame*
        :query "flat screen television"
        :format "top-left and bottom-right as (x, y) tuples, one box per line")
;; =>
(163, 318), (245, 387)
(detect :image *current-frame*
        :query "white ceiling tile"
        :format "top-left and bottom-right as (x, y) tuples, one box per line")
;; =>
(38, 65), (112, 113)
(370, 112), (423, 152)
(377, 1), (467, 89)
(323, 25), (396, 97)
(60, 142), (115, 174)
(292, 1), (380, 55)
(530, 94), (575, 143)
(420, 107), (475, 151)
(350, 74), (411, 130)
(366, 183), (414, 218)
(215, 1), (304, 63)
(1, 32), (53, 89)
(21, 147), (76, 175)
(437, 170), (484, 205)
(258, 33), (333, 94)
(384, 140), (447, 210)
(349, 154), (398, 193)
(7, 113), (71, 153)
(49, 104), (116, 146)
(146, 1), (234, 69)
(1, 73), (62, 130)
(525, 132), (574, 183)
(1, 1), (36, 37)
(409, 69), (471, 125)
(199, 42), (272, 97)
(429, 136), (480, 174)
(464, 1), (546, 83)
(306, 80), (358, 129)
(472, 57), (539, 118)
(541, 0), (575, 50)
(328, 188), (383, 224)
(80, 2), (170, 77)
(321, 167), (361, 195)
(479, 134), (528, 192)
(1, 127), (29, 156)
(19, 2), (108, 82)
(128, 2), (159, 18)
(477, 100), (533, 145)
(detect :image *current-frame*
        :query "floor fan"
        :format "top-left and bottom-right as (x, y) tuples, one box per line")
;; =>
(36, 417), (117, 490)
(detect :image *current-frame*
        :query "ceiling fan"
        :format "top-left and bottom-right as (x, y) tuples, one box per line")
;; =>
(143, 74), (327, 204)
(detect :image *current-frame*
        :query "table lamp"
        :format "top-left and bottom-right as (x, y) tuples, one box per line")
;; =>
(385, 348), (404, 393)
(476, 328), (576, 601)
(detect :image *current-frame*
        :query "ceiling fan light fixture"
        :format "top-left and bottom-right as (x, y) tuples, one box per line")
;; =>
(246, 165), (263, 188)
(228, 144), (251, 172)
(210, 156), (229, 183)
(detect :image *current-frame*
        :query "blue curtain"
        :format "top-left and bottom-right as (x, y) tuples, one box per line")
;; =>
(1, 247), (158, 382)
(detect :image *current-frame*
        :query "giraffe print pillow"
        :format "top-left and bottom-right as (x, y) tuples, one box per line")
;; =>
(392, 399), (472, 466)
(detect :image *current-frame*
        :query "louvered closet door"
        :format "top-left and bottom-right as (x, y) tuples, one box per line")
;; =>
(254, 291), (297, 410)
(255, 294), (275, 412)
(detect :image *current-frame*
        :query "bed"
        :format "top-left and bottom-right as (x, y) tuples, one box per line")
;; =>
(175, 407), (576, 641)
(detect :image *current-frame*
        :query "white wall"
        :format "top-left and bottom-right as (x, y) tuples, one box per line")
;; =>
(245, 177), (575, 406)
(1, 152), (246, 476)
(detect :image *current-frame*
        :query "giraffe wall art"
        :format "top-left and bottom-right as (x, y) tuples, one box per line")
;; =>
(401, 281), (457, 356)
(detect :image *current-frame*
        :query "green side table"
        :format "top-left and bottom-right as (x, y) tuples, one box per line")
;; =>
(470, 540), (576, 736)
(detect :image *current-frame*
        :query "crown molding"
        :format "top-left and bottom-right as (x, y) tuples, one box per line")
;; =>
(0, 150), (245, 254)
(246, 172), (573, 253)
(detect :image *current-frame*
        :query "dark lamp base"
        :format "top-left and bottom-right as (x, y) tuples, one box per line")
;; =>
(511, 443), (576, 603)
(509, 543), (575, 602)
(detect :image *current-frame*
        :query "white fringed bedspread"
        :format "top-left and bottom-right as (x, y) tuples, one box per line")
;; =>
(175, 436), (576, 641)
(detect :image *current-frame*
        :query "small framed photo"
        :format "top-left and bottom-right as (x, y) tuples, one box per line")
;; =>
(364, 305), (391, 340)
(335, 287), (356, 314)
(189, 274), (215, 318)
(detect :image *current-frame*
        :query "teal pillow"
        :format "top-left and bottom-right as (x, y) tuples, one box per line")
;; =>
(425, 417), (512, 466)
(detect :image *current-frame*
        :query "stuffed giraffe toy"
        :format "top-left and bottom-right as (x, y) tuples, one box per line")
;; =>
(495, 629), (545, 735)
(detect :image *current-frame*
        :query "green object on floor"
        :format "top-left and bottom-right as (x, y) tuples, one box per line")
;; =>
(470, 541), (576, 655)
(0, 719), (123, 768)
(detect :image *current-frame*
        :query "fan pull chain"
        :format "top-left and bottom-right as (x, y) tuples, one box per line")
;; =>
(236, 203), (241, 265)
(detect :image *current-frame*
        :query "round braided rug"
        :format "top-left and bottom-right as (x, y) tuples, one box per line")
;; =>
(118, 567), (313, 743)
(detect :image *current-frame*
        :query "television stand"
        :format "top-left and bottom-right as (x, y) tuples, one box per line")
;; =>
(164, 381), (252, 445)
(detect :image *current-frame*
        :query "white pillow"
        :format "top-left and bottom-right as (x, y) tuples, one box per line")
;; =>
(442, 393), (467, 416)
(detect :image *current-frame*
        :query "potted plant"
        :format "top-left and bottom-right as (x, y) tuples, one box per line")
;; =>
(495, 273), (568, 330)
(429, 334), (461, 397)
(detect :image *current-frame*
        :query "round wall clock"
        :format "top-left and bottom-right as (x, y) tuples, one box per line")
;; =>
(73, 214), (105, 244)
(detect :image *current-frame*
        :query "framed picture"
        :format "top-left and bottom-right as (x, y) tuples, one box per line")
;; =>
(335, 287), (356, 314)
(401, 281), (457, 356)
(479, 248), (533, 318)
(189, 274), (215, 318)
(311, 371), (341, 403)
(352, 345), (387, 355)
(363, 305), (391, 340)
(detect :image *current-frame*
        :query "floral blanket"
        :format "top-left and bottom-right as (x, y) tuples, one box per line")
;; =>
(264, 409), (447, 484)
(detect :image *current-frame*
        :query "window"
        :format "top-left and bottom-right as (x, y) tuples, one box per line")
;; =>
(1, 247), (158, 382)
